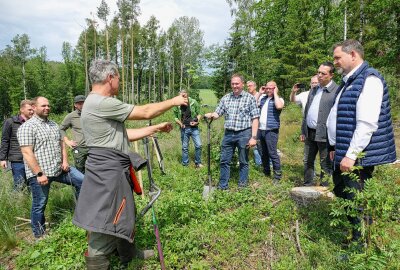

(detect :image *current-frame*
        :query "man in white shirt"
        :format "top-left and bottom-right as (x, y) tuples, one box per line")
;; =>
(301, 62), (338, 186)
(290, 75), (319, 115)
(257, 81), (284, 181)
(246, 80), (262, 167)
(327, 39), (396, 242)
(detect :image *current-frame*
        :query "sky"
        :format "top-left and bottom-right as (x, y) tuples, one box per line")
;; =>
(0, 0), (233, 61)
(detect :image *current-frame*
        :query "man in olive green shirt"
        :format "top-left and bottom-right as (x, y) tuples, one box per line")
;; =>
(173, 90), (203, 168)
(60, 95), (88, 173)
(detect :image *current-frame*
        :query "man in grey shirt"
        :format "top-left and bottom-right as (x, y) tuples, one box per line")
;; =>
(60, 95), (87, 173)
(73, 59), (188, 269)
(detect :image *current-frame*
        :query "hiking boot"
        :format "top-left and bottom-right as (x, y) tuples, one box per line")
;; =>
(85, 254), (110, 270)
(134, 248), (155, 260)
(195, 163), (204, 169)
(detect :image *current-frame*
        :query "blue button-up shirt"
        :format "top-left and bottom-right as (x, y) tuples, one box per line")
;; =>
(215, 91), (259, 131)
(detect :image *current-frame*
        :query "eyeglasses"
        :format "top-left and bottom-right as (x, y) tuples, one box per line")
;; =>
(265, 87), (275, 90)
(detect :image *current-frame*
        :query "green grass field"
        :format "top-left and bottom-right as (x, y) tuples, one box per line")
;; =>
(1, 90), (400, 270)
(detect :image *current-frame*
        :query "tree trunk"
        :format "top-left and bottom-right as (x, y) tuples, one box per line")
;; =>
(22, 62), (26, 100)
(106, 24), (110, 60)
(121, 30), (125, 102)
(130, 25), (135, 104)
(84, 31), (89, 95)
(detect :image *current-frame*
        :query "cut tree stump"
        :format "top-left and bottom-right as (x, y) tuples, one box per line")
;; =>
(290, 186), (334, 205)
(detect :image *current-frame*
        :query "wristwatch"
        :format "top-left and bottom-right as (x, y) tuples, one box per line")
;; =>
(36, 171), (43, 177)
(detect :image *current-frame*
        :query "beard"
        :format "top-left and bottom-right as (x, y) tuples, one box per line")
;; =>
(336, 67), (346, 75)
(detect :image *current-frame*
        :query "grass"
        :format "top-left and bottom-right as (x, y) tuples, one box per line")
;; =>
(1, 89), (400, 269)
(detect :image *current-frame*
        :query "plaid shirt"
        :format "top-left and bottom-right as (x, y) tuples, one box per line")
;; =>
(215, 91), (260, 131)
(17, 115), (62, 178)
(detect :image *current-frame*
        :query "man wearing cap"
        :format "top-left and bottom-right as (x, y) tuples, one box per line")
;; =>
(60, 95), (88, 173)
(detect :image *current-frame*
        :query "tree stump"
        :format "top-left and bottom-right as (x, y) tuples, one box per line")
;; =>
(290, 186), (334, 205)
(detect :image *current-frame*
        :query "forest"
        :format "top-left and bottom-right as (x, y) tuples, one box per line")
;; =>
(1, 0), (399, 119)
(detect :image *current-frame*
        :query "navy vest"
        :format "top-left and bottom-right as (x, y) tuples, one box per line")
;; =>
(259, 96), (281, 130)
(335, 62), (396, 167)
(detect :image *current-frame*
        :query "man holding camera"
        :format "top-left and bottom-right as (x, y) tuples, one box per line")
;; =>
(174, 89), (203, 168)
(300, 62), (338, 186)
(290, 75), (319, 115)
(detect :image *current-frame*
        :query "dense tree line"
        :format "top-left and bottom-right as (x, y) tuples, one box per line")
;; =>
(0, 0), (204, 120)
(1, 0), (399, 121)
(208, 0), (400, 117)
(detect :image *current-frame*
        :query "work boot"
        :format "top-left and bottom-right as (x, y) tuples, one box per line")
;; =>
(133, 247), (155, 260)
(85, 254), (110, 270)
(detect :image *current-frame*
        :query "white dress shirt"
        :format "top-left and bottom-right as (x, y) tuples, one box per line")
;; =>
(306, 81), (332, 129)
(326, 62), (383, 160)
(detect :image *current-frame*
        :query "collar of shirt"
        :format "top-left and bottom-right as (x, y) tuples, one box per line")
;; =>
(18, 115), (26, 123)
(230, 91), (244, 97)
(32, 115), (49, 123)
(322, 80), (333, 90)
(343, 62), (364, 83)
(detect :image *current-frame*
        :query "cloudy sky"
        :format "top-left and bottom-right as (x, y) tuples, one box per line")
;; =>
(0, 0), (233, 61)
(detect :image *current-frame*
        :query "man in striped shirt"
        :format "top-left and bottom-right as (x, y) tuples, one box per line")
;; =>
(205, 74), (260, 189)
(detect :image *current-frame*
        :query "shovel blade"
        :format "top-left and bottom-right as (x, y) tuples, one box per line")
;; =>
(202, 185), (215, 200)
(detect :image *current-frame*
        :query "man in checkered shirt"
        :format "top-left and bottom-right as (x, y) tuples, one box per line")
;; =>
(17, 96), (84, 239)
(205, 74), (260, 189)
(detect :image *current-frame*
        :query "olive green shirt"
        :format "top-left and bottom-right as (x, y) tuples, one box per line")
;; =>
(60, 110), (86, 147)
(81, 93), (134, 154)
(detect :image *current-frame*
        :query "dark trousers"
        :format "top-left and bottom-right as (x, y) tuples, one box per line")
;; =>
(333, 166), (374, 240)
(73, 146), (89, 174)
(259, 129), (281, 178)
(303, 128), (331, 184)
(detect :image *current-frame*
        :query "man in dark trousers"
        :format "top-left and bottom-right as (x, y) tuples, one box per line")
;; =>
(0, 100), (33, 191)
(73, 59), (188, 269)
(327, 39), (396, 241)
(301, 62), (338, 186)
(60, 95), (88, 174)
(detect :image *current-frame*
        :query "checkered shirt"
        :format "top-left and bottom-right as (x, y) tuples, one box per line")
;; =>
(215, 91), (260, 131)
(17, 115), (62, 178)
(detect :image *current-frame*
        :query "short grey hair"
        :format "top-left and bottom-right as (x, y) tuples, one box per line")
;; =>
(89, 59), (119, 84)
(246, 80), (257, 87)
(333, 39), (364, 59)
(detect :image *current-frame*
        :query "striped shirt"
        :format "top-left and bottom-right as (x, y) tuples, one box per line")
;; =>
(215, 91), (260, 131)
(17, 115), (62, 178)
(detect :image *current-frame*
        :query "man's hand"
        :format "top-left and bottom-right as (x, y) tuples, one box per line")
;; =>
(64, 138), (77, 148)
(61, 160), (70, 172)
(172, 95), (188, 106)
(156, 122), (173, 133)
(190, 121), (199, 126)
(37, 174), (49, 186)
(247, 137), (257, 148)
(299, 134), (305, 142)
(259, 86), (266, 95)
(291, 84), (299, 93)
(204, 112), (218, 119)
(0, 160), (7, 169)
(273, 86), (279, 96)
(340, 156), (356, 172)
(329, 151), (335, 161)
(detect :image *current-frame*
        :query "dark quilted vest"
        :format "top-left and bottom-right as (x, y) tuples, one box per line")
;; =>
(259, 96), (281, 130)
(335, 62), (396, 166)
